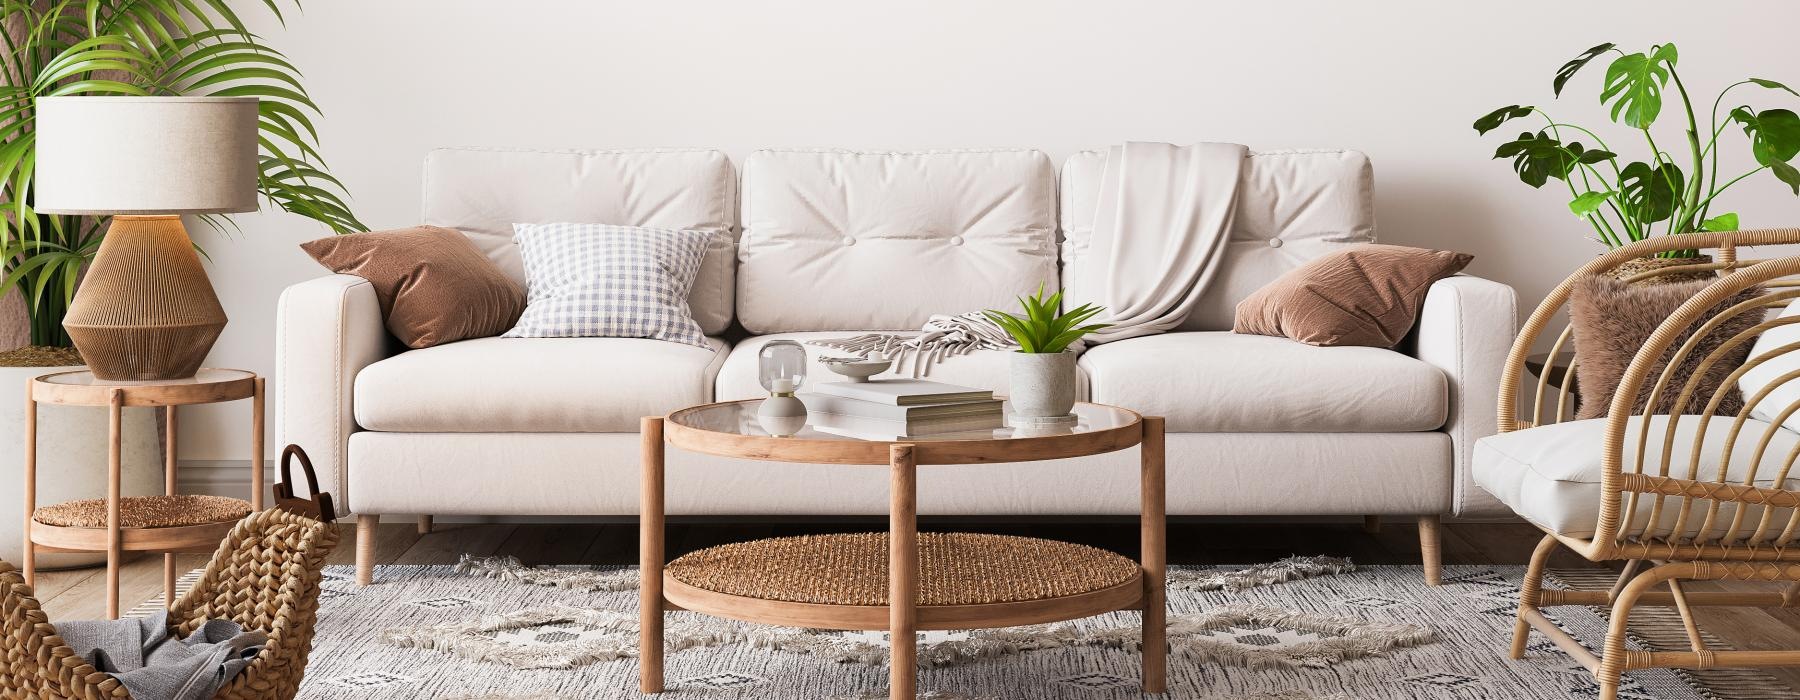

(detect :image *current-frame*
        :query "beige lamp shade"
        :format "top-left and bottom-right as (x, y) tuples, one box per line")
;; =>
(34, 96), (259, 215)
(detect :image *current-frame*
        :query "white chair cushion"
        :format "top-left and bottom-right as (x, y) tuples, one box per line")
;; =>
(1741, 297), (1800, 430)
(1060, 149), (1375, 331)
(1473, 416), (1800, 539)
(714, 332), (1088, 402)
(1078, 332), (1445, 432)
(421, 147), (738, 335)
(736, 149), (1058, 333)
(354, 336), (728, 433)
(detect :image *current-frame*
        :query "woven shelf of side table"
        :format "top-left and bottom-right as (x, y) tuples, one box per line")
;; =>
(30, 495), (252, 553)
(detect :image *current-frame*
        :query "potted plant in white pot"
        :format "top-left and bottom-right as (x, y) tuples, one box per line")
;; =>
(1474, 42), (1799, 282)
(0, 1), (362, 567)
(985, 286), (1109, 422)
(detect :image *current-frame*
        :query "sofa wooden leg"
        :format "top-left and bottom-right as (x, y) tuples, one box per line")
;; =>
(1417, 515), (1442, 586)
(1362, 515), (1381, 534)
(356, 514), (378, 586)
(417, 515), (432, 535)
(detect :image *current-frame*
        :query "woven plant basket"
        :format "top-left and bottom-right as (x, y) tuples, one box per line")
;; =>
(1608, 254), (1716, 286)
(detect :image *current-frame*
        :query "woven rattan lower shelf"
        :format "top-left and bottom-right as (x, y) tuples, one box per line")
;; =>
(664, 532), (1144, 630)
(29, 495), (251, 554)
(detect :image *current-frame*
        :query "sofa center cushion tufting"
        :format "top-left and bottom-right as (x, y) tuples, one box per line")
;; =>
(736, 149), (1059, 333)
(353, 336), (729, 433)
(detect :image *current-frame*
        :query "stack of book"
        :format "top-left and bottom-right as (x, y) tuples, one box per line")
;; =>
(799, 379), (1004, 440)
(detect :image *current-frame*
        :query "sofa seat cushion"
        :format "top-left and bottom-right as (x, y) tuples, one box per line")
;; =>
(715, 332), (1088, 402)
(1078, 332), (1445, 432)
(1473, 416), (1800, 539)
(354, 336), (728, 432)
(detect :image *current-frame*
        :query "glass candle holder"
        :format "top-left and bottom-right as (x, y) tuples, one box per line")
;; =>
(756, 340), (808, 436)
(758, 340), (807, 396)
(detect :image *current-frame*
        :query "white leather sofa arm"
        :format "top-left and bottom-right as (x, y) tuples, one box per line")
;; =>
(275, 274), (393, 516)
(1413, 274), (1518, 518)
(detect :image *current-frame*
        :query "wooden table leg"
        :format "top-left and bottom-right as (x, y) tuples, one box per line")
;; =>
(22, 389), (35, 588)
(640, 417), (665, 695)
(106, 388), (124, 619)
(164, 405), (178, 608)
(251, 377), (264, 511)
(1141, 416), (1167, 694)
(890, 443), (918, 700)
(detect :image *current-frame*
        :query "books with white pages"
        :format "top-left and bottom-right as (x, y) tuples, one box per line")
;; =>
(799, 392), (1002, 421)
(811, 378), (993, 406)
(808, 410), (1004, 440)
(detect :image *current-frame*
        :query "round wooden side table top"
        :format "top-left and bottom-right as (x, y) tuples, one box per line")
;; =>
(641, 400), (1167, 699)
(22, 368), (266, 619)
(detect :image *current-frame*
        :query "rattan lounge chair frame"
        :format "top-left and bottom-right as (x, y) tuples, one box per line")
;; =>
(1499, 229), (1800, 699)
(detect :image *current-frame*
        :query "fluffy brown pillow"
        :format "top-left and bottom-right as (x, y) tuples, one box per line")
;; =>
(301, 226), (524, 348)
(1232, 243), (1473, 347)
(1569, 275), (1763, 420)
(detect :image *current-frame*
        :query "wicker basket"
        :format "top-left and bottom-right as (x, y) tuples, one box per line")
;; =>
(1, 509), (338, 699)
(1607, 254), (1716, 285)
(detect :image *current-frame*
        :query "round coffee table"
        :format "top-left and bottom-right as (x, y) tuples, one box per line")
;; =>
(641, 400), (1164, 699)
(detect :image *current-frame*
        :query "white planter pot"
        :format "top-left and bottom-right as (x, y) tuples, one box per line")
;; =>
(0, 364), (161, 568)
(1008, 351), (1077, 419)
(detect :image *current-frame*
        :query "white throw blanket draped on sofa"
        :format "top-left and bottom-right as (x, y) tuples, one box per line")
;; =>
(809, 141), (1246, 372)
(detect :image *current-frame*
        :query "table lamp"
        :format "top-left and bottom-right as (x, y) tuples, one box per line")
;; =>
(34, 96), (259, 380)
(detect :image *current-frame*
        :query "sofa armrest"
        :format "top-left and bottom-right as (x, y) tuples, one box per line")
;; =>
(1413, 274), (1518, 518)
(275, 274), (393, 516)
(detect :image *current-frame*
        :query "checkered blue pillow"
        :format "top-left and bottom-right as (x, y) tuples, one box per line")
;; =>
(502, 223), (713, 348)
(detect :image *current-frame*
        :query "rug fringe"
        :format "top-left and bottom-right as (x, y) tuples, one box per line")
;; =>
(453, 554), (638, 592)
(1167, 555), (1354, 593)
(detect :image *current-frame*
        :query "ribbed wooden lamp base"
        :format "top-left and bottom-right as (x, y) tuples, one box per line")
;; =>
(63, 215), (226, 380)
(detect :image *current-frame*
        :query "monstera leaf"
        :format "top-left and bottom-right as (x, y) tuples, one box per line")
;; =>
(1750, 78), (1800, 98)
(1601, 44), (1678, 127)
(1474, 105), (1534, 135)
(1554, 43), (1615, 97)
(1730, 107), (1800, 165)
(1702, 213), (1740, 232)
(1619, 161), (1686, 222)
(1493, 132), (1612, 188)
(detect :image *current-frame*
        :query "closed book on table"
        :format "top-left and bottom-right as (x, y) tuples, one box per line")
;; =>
(799, 392), (1002, 421)
(811, 379), (993, 406)
(808, 410), (1005, 440)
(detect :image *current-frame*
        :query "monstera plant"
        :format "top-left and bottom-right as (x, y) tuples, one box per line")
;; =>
(0, 0), (362, 353)
(1474, 42), (1800, 256)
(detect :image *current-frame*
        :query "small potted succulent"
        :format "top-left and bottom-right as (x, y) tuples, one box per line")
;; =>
(1473, 42), (1799, 282)
(985, 285), (1109, 421)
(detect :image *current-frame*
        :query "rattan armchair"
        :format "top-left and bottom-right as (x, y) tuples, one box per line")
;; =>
(1480, 229), (1800, 699)
(1, 508), (338, 700)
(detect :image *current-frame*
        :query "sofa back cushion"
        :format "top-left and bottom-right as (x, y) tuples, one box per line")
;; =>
(1060, 148), (1375, 331)
(421, 147), (738, 335)
(737, 149), (1059, 333)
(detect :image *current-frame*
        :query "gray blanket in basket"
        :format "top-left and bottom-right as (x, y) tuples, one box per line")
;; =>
(57, 610), (265, 700)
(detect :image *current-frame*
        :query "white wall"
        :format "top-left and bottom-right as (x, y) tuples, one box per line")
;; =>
(180, 0), (1800, 462)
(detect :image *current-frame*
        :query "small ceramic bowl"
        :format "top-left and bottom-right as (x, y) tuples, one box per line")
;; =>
(821, 356), (894, 383)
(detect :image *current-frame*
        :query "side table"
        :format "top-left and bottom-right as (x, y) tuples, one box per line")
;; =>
(22, 368), (264, 619)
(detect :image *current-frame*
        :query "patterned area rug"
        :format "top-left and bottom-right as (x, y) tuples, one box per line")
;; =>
(136, 559), (1796, 699)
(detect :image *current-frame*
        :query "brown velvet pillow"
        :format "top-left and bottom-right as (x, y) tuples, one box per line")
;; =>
(1569, 275), (1763, 420)
(1232, 243), (1473, 347)
(301, 225), (524, 349)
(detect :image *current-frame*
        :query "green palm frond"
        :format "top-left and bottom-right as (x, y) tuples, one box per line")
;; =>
(0, 0), (360, 347)
(984, 283), (1112, 354)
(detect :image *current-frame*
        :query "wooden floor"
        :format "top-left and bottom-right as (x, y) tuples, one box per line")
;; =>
(29, 519), (1800, 690)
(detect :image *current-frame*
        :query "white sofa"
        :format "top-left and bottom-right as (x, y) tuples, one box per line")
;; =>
(275, 146), (1517, 585)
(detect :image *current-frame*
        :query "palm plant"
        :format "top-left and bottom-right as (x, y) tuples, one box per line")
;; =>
(0, 0), (361, 349)
(984, 284), (1110, 354)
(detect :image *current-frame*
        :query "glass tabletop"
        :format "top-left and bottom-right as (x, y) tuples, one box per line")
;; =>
(37, 368), (254, 387)
(669, 400), (1138, 442)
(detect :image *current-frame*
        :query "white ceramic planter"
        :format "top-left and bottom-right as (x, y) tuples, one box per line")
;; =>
(1008, 350), (1077, 419)
(0, 364), (160, 568)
